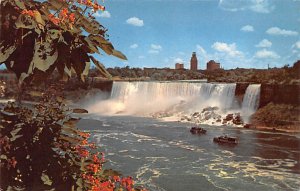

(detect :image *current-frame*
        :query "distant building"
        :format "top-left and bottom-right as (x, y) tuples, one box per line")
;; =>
(206, 60), (220, 71)
(175, 63), (184, 69)
(190, 52), (198, 71)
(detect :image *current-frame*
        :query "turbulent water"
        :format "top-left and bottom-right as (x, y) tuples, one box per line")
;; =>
(86, 81), (258, 121)
(79, 81), (299, 190)
(241, 84), (261, 122)
(77, 116), (300, 191)
(84, 81), (261, 125)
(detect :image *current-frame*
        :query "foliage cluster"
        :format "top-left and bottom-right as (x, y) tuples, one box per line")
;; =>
(104, 66), (205, 81)
(0, 85), (146, 191)
(0, 0), (126, 84)
(0, 1), (147, 190)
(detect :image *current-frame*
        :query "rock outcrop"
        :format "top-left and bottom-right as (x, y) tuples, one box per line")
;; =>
(259, 84), (300, 108)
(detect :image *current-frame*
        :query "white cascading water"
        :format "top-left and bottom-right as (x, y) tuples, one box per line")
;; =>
(87, 81), (237, 116)
(241, 84), (261, 123)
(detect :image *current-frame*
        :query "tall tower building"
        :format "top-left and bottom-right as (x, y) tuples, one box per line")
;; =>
(190, 52), (198, 71)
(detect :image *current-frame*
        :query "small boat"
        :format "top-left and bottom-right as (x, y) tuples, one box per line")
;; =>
(213, 135), (238, 144)
(190, 127), (207, 134)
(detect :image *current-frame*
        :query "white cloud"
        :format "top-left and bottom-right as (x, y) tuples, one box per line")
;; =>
(130, 44), (138, 49)
(148, 44), (162, 54)
(126, 17), (144, 27)
(256, 39), (272, 48)
(241, 25), (254, 32)
(292, 41), (300, 49)
(212, 42), (243, 57)
(250, 0), (274, 13)
(150, 44), (162, 50)
(266, 27), (298, 36)
(254, 49), (280, 59)
(94, 11), (111, 18)
(219, 0), (274, 13)
(195, 44), (282, 69)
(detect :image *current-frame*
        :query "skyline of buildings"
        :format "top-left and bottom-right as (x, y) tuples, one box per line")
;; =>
(174, 52), (221, 71)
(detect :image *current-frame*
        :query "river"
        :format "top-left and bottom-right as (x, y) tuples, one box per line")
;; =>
(77, 115), (300, 191)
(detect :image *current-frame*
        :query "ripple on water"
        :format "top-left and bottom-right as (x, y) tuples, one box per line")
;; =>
(202, 154), (300, 191)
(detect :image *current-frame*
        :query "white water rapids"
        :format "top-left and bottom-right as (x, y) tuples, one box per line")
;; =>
(84, 81), (261, 125)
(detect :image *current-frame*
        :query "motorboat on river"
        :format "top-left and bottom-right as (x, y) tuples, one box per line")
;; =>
(213, 135), (238, 144)
(190, 127), (207, 134)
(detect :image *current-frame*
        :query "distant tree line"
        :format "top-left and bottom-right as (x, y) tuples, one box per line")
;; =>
(89, 60), (300, 84)
(90, 66), (205, 81)
(204, 60), (300, 84)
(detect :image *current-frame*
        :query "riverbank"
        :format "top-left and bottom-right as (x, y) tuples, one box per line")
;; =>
(250, 103), (300, 133)
(246, 125), (300, 133)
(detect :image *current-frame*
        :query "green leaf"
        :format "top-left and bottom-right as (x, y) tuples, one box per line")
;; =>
(0, 42), (17, 63)
(11, 135), (23, 141)
(89, 35), (107, 45)
(63, 118), (80, 128)
(89, 56), (112, 79)
(10, 128), (23, 141)
(29, 41), (58, 73)
(75, 13), (102, 34)
(56, 96), (65, 103)
(27, 90), (44, 97)
(112, 49), (127, 60)
(15, 14), (36, 30)
(46, 29), (62, 42)
(70, 47), (90, 81)
(62, 125), (79, 134)
(10, 128), (22, 137)
(14, 0), (26, 9)
(41, 173), (53, 186)
(47, 0), (68, 10)
(103, 169), (122, 177)
(99, 43), (114, 55)
(89, 35), (114, 55)
(80, 61), (90, 82)
(33, 10), (45, 29)
(72, 108), (88, 114)
(84, 37), (99, 54)
(59, 135), (80, 144)
(76, 178), (83, 189)
(0, 154), (7, 160)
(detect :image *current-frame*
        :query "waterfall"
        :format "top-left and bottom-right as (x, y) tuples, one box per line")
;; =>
(241, 84), (261, 122)
(107, 81), (236, 115)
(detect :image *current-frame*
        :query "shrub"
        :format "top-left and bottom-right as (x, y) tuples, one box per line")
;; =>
(0, 86), (146, 191)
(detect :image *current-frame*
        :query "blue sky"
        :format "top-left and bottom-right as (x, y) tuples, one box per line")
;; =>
(95, 0), (299, 69)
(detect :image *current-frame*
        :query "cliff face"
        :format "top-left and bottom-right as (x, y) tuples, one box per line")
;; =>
(235, 83), (250, 96)
(234, 83), (249, 107)
(234, 83), (300, 107)
(259, 84), (300, 108)
(90, 79), (113, 92)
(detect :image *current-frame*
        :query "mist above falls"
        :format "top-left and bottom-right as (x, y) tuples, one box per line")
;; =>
(83, 81), (261, 124)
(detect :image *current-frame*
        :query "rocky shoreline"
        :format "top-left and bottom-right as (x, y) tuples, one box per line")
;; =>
(153, 105), (300, 134)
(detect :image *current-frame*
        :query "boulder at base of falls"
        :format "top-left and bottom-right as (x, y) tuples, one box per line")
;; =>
(223, 113), (244, 126)
(201, 106), (219, 113)
(233, 113), (243, 125)
(190, 107), (222, 124)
